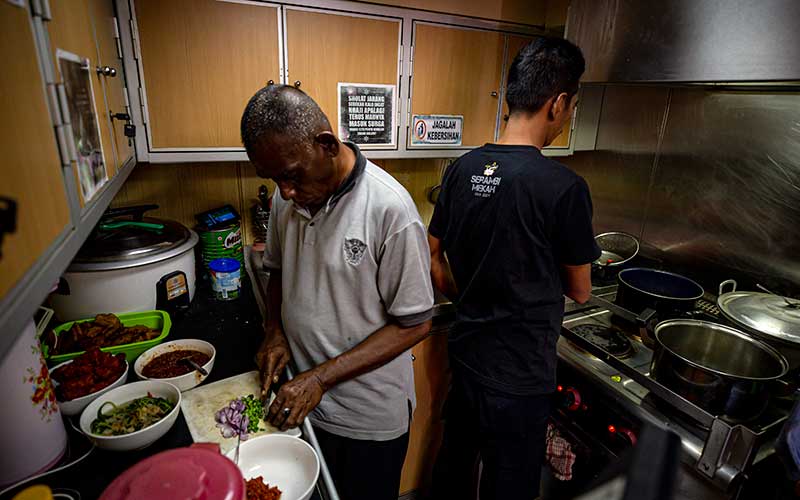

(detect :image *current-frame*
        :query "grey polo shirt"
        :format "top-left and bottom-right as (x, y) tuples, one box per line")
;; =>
(263, 143), (434, 441)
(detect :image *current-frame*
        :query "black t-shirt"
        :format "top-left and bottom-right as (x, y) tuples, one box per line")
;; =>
(429, 144), (601, 395)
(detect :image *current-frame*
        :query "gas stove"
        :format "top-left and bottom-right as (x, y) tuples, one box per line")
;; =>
(554, 286), (791, 499)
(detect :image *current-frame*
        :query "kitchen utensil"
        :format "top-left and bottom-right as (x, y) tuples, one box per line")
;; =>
(79, 380), (182, 451)
(593, 232), (640, 268)
(50, 359), (129, 416)
(180, 357), (209, 376)
(0, 319), (67, 488)
(616, 267), (704, 316)
(227, 434), (320, 500)
(717, 280), (800, 347)
(651, 319), (789, 422)
(180, 371), (301, 455)
(134, 339), (215, 391)
(44, 310), (171, 364)
(99, 443), (245, 500)
(49, 206), (198, 321)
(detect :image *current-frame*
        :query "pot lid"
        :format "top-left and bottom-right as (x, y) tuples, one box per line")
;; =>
(99, 444), (245, 500)
(718, 291), (800, 345)
(70, 217), (197, 271)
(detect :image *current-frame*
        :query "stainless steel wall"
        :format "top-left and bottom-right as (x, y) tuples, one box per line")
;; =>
(567, 0), (800, 83)
(562, 86), (800, 291)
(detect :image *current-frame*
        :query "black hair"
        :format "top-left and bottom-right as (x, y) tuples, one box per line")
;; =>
(240, 84), (331, 153)
(505, 37), (585, 116)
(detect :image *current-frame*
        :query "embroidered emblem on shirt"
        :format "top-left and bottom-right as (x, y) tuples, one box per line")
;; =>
(343, 238), (367, 265)
(483, 162), (499, 176)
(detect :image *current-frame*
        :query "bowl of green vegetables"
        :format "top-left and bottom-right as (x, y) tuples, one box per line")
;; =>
(79, 380), (181, 451)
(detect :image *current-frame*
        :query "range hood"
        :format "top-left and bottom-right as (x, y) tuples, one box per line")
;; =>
(566, 0), (800, 83)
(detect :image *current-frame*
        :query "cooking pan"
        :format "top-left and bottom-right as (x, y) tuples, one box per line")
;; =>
(651, 319), (789, 422)
(616, 268), (704, 316)
(592, 232), (640, 280)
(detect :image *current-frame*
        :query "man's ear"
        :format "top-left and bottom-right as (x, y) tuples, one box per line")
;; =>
(314, 131), (340, 157)
(549, 92), (569, 122)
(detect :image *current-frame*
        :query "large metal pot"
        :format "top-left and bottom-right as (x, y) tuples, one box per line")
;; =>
(651, 319), (789, 422)
(717, 279), (800, 369)
(616, 268), (704, 316)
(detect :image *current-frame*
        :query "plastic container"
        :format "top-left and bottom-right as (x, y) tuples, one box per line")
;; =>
(43, 310), (172, 364)
(99, 443), (245, 500)
(209, 258), (241, 301)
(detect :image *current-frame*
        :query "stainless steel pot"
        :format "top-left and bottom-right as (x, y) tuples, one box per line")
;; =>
(651, 319), (789, 422)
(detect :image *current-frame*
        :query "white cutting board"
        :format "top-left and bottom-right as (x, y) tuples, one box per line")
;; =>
(181, 371), (301, 454)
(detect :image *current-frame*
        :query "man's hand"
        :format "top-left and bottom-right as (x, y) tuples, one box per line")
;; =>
(267, 369), (326, 431)
(255, 329), (291, 396)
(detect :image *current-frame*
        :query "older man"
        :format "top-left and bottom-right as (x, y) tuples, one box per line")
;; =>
(240, 84), (433, 500)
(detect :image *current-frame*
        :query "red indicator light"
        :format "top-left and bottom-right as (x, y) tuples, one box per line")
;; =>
(557, 385), (563, 392)
(608, 425), (617, 434)
(581, 404), (588, 411)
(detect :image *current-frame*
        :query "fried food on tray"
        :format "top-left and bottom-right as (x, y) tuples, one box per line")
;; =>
(48, 313), (161, 355)
(245, 476), (282, 500)
(50, 348), (126, 400)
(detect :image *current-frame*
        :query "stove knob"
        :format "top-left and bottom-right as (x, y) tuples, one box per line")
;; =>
(609, 426), (637, 446)
(564, 387), (581, 411)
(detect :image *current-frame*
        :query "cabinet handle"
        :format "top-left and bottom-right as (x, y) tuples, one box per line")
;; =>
(490, 91), (498, 97)
(96, 66), (117, 77)
(294, 80), (301, 88)
(267, 80), (275, 86)
(411, 354), (416, 362)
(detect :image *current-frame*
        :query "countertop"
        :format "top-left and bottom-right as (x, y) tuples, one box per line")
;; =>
(1, 278), (322, 500)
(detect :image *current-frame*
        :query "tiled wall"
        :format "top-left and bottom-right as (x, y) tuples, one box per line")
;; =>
(112, 158), (448, 244)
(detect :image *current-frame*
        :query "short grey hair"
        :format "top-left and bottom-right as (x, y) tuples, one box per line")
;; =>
(240, 84), (331, 153)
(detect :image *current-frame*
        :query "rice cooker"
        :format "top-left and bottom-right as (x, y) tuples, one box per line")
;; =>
(50, 208), (198, 321)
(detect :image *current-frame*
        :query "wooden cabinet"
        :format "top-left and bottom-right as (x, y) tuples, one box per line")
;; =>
(89, 0), (134, 173)
(0, 2), (70, 297)
(48, 0), (115, 204)
(285, 9), (401, 145)
(135, 0), (280, 149)
(400, 332), (450, 494)
(499, 35), (573, 149)
(410, 23), (505, 147)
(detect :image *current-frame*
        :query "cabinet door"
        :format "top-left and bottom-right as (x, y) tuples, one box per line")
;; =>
(0, 2), (71, 297)
(400, 333), (450, 494)
(89, 0), (133, 172)
(500, 35), (573, 148)
(285, 9), (401, 143)
(136, 0), (280, 149)
(410, 23), (505, 147)
(48, 0), (115, 204)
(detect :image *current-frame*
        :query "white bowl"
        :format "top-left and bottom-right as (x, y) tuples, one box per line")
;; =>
(134, 339), (215, 392)
(50, 358), (129, 417)
(79, 380), (181, 451)
(228, 434), (320, 500)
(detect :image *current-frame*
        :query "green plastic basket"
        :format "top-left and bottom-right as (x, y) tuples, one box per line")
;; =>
(43, 310), (172, 364)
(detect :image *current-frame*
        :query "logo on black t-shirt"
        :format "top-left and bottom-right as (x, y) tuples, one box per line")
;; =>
(471, 162), (502, 198)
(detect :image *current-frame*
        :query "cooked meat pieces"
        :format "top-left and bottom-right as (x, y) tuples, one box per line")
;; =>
(49, 314), (161, 355)
(51, 348), (126, 400)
